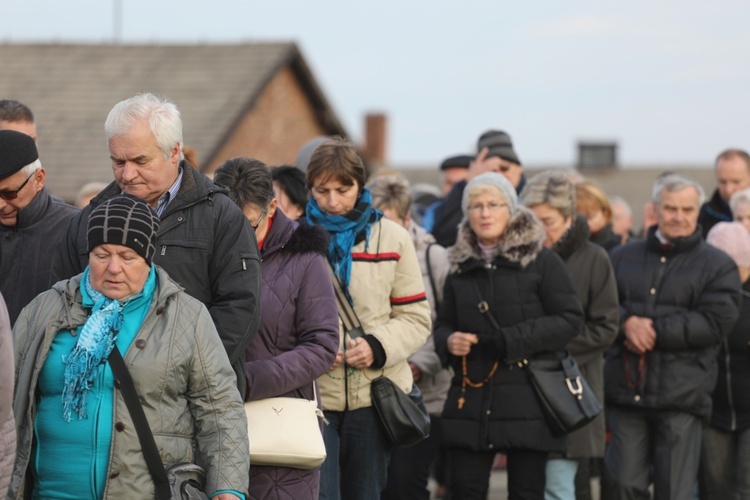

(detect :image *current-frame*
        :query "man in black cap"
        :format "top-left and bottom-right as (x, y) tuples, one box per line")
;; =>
(422, 154), (472, 232)
(0, 130), (79, 325)
(431, 130), (525, 247)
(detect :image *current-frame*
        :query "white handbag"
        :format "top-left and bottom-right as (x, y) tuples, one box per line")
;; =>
(244, 384), (327, 469)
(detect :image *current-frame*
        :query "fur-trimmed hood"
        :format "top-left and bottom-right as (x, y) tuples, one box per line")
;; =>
(448, 205), (545, 271)
(261, 210), (329, 259)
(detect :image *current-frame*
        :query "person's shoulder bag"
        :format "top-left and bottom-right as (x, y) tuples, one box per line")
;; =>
(329, 265), (431, 447)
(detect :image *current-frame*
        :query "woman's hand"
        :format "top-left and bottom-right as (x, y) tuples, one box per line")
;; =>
(447, 332), (479, 356)
(329, 349), (344, 371)
(344, 338), (374, 369)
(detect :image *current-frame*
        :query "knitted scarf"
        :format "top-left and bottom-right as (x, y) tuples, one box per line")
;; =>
(306, 187), (382, 301)
(61, 268), (145, 422)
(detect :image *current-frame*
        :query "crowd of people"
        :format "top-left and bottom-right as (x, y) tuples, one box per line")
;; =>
(0, 93), (749, 500)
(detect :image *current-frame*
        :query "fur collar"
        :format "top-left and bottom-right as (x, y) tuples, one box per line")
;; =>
(448, 205), (545, 271)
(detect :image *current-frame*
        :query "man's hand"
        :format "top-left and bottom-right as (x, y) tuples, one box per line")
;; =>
(467, 147), (502, 180)
(344, 338), (374, 369)
(447, 332), (479, 356)
(623, 316), (656, 355)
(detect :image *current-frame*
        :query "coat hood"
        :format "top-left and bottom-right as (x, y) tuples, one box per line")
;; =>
(448, 205), (545, 271)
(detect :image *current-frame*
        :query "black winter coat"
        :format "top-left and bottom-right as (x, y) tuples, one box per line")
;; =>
(605, 227), (741, 418)
(0, 187), (78, 325)
(435, 207), (584, 453)
(51, 162), (261, 396)
(698, 189), (732, 239)
(711, 281), (750, 432)
(554, 216), (619, 458)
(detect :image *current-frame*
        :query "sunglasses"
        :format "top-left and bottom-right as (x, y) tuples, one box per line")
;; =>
(0, 171), (35, 201)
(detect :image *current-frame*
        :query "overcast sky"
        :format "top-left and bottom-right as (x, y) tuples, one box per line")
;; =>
(2, 0), (749, 167)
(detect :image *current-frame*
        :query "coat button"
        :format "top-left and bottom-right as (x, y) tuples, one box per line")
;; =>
(109, 471), (120, 479)
(634, 395), (641, 402)
(649, 288), (656, 295)
(486, 410), (491, 415)
(115, 422), (126, 432)
(660, 256), (667, 263)
(135, 339), (146, 349)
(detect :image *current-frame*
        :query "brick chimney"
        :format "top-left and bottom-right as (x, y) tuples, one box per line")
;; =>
(362, 113), (387, 167)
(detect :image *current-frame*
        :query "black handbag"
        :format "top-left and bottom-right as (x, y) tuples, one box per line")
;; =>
(370, 375), (431, 447)
(329, 265), (431, 448)
(473, 284), (602, 437)
(527, 353), (602, 436)
(108, 347), (209, 500)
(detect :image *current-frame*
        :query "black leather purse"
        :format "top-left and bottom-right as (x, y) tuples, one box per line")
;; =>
(108, 347), (209, 500)
(329, 266), (431, 448)
(473, 284), (602, 436)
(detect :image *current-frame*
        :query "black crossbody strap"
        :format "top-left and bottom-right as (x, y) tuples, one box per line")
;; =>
(108, 346), (171, 500)
(327, 264), (364, 338)
(472, 281), (501, 330)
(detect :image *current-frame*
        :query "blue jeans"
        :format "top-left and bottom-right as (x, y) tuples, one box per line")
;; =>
(319, 406), (392, 500)
(545, 458), (579, 500)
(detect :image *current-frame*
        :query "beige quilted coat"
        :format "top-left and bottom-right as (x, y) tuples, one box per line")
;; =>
(9, 267), (249, 499)
(318, 218), (432, 411)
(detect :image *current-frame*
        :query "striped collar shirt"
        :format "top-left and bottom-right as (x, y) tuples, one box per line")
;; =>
(153, 167), (184, 218)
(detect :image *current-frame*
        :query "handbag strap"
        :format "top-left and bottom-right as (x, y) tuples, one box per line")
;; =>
(327, 263), (363, 335)
(472, 281), (501, 330)
(108, 346), (171, 500)
(425, 243), (441, 314)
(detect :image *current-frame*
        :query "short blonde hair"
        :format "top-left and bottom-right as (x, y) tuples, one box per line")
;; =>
(576, 181), (612, 224)
(367, 174), (412, 220)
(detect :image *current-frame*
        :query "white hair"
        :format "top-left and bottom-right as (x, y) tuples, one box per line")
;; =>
(18, 159), (42, 177)
(105, 93), (184, 160)
(730, 187), (750, 215)
(652, 174), (706, 206)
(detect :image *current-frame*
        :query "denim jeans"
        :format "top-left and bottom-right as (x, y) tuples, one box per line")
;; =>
(700, 424), (750, 500)
(545, 458), (579, 500)
(319, 406), (392, 500)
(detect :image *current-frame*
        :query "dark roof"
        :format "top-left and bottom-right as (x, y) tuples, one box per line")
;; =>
(0, 42), (346, 200)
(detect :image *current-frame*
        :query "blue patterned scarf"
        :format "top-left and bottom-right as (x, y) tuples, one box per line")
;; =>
(61, 268), (145, 422)
(306, 188), (382, 300)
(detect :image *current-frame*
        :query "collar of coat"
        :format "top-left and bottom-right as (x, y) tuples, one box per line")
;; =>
(90, 160), (228, 216)
(261, 210), (329, 259)
(552, 214), (589, 261)
(448, 205), (545, 272)
(50, 266), (183, 331)
(645, 224), (703, 255)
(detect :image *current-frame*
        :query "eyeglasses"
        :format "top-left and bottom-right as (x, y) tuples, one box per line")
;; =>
(467, 202), (508, 213)
(0, 171), (35, 201)
(250, 210), (267, 230)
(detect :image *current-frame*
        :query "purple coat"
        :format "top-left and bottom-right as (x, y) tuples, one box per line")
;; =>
(244, 211), (339, 499)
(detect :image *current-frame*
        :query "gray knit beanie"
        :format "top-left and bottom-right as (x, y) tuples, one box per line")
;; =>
(87, 194), (160, 264)
(707, 222), (750, 269)
(462, 172), (518, 215)
(477, 130), (521, 166)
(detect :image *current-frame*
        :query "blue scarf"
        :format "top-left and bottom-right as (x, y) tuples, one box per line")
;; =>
(61, 267), (149, 422)
(306, 188), (382, 300)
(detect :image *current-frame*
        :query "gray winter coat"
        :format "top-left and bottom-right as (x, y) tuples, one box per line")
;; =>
(10, 267), (250, 499)
(0, 187), (78, 325)
(0, 294), (14, 499)
(553, 216), (618, 458)
(51, 162), (261, 396)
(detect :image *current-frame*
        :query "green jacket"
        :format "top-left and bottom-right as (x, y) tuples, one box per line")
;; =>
(10, 267), (249, 499)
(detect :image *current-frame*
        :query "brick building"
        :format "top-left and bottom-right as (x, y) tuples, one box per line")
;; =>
(0, 42), (347, 202)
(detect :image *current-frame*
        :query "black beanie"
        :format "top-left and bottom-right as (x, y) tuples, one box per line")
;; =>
(0, 130), (39, 180)
(476, 130), (521, 166)
(440, 155), (473, 171)
(87, 194), (160, 264)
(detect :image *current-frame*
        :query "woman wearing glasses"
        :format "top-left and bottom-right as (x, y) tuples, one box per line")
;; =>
(434, 172), (583, 500)
(214, 158), (340, 499)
